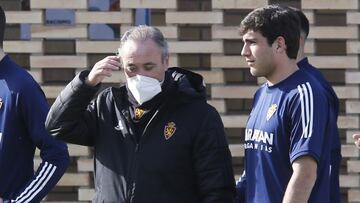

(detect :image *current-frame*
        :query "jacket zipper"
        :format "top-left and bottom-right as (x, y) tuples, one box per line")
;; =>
(128, 108), (161, 203)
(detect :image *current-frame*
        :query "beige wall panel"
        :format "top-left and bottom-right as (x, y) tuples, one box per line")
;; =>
(346, 100), (360, 113)
(77, 158), (94, 172)
(346, 130), (358, 144)
(30, 55), (87, 68)
(338, 115), (359, 129)
(79, 188), (96, 201)
(57, 173), (91, 186)
(4, 41), (43, 53)
(166, 11), (223, 24)
(156, 26), (179, 39)
(212, 0), (267, 9)
(334, 86), (359, 99)
(68, 144), (91, 156)
(30, 0), (87, 9)
(120, 25), (132, 36)
(303, 11), (314, 25)
(346, 71), (360, 84)
(308, 26), (358, 39)
(120, 0), (177, 9)
(211, 85), (257, 99)
(221, 115), (248, 128)
(229, 144), (244, 157)
(28, 70), (42, 83)
(195, 70), (224, 84)
(42, 85), (66, 99)
(340, 175), (360, 187)
(301, 0), (358, 9)
(169, 41), (223, 53)
(31, 25), (87, 39)
(212, 26), (241, 39)
(308, 56), (358, 69)
(76, 41), (119, 53)
(349, 189), (360, 202)
(347, 41), (360, 54)
(304, 39), (315, 54)
(347, 160), (360, 173)
(211, 55), (248, 68)
(5, 11), (43, 24)
(342, 145), (360, 157)
(76, 11), (132, 24)
(347, 12), (360, 24)
(169, 54), (178, 67)
(207, 99), (226, 113)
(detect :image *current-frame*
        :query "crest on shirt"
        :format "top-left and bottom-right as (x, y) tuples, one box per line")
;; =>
(0, 98), (3, 110)
(134, 108), (145, 120)
(164, 122), (176, 140)
(266, 104), (277, 121)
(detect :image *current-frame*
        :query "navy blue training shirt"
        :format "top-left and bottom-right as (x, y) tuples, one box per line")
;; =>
(239, 70), (332, 203)
(0, 55), (69, 203)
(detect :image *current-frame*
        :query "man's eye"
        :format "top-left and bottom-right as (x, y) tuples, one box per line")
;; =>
(144, 65), (155, 70)
(126, 66), (136, 72)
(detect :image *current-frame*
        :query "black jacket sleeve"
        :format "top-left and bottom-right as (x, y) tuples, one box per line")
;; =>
(193, 105), (236, 203)
(45, 71), (100, 146)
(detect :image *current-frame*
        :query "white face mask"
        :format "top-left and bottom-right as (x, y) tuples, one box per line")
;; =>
(127, 75), (162, 105)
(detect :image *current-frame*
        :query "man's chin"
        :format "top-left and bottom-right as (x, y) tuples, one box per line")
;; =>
(250, 68), (258, 77)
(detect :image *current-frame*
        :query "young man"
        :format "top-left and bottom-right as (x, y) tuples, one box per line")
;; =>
(45, 25), (235, 203)
(294, 8), (341, 203)
(236, 5), (333, 203)
(0, 6), (69, 203)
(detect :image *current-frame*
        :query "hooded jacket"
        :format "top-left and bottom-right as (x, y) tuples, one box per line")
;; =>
(46, 67), (235, 203)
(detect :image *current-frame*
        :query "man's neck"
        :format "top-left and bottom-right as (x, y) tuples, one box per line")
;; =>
(296, 53), (306, 63)
(266, 58), (299, 86)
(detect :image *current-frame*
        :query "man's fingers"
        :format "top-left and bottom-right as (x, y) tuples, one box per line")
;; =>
(87, 56), (122, 86)
(355, 140), (360, 148)
(106, 59), (121, 68)
(99, 63), (119, 72)
(105, 55), (121, 67)
(353, 134), (360, 139)
(97, 59), (120, 71)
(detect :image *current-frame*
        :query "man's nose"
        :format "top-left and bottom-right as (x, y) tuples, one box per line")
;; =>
(135, 68), (146, 76)
(241, 45), (249, 56)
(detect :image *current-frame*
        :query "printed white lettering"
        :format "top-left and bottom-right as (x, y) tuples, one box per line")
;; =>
(244, 128), (274, 153)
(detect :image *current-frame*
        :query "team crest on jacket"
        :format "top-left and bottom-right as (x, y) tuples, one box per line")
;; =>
(0, 98), (2, 110)
(164, 122), (176, 140)
(266, 104), (277, 121)
(134, 108), (145, 119)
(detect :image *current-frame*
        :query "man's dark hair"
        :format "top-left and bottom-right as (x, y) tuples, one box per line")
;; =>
(0, 6), (6, 48)
(292, 7), (309, 38)
(239, 4), (300, 59)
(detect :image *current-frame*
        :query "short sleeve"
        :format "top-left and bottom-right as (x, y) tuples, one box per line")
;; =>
(288, 82), (329, 164)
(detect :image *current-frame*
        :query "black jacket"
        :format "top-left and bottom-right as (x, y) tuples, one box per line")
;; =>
(46, 67), (235, 203)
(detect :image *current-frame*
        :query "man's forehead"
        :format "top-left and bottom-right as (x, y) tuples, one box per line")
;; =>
(242, 30), (258, 39)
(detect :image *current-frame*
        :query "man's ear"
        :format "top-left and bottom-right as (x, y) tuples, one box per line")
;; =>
(163, 55), (170, 70)
(274, 36), (287, 53)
